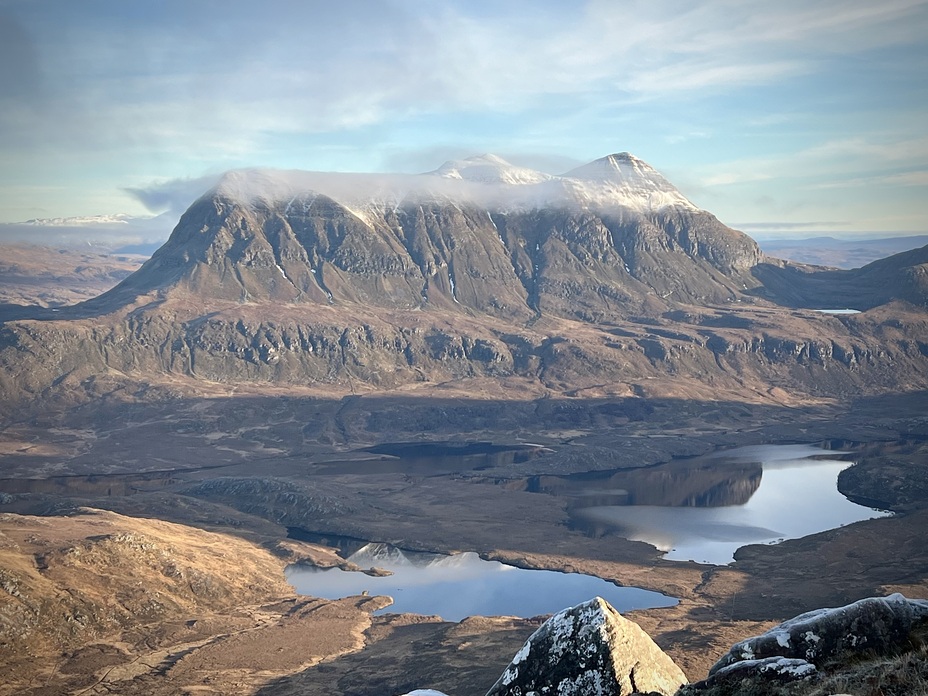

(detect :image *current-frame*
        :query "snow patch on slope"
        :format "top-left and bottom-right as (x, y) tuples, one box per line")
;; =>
(560, 153), (698, 211)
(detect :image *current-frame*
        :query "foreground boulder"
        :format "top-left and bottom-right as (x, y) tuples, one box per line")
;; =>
(683, 593), (928, 692)
(485, 596), (686, 696)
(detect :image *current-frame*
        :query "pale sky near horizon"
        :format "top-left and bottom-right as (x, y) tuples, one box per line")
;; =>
(1, 0), (927, 244)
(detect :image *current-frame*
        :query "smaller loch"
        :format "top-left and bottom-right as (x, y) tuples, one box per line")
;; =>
(286, 542), (677, 621)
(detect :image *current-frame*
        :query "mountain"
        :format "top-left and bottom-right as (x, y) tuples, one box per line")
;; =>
(78, 152), (761, 319)
(0, 212), (171, 249)
(752, 242), (928, 310)
(1, 153), (926, 413)
(561, 152), (699, 212)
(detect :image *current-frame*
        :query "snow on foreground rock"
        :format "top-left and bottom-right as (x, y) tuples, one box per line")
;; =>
(681, 593), (928, 692)
(485, 596), (686, 696)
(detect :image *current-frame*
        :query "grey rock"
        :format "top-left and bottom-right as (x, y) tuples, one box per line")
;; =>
(679, 594), (928, 694)
(709, 593), (928, 674)
(486, 596), (686, 696)
(684, 656), (817, 691)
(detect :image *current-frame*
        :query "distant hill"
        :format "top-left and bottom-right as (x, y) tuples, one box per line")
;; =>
(0, 244), (146, 307)
(757, 235), (928, 269)
(753, 242), (928, 311)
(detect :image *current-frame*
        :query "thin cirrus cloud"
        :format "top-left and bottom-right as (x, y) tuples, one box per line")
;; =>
(808, 171), (928, 189)
(696, 136), (928, 188)
(0, 0), (926, 233)
(7, 0), (924, 148)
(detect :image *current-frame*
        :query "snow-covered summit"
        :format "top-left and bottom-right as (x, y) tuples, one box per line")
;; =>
(564, 152), (658, 181)
(430, 154), (553, 185)
(559, 153), (698, 211)
(209, 153), (700, 215)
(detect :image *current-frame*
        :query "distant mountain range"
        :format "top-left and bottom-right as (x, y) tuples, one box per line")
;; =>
(758, 235), (928, 269)
(1, 153), (927, 413)
(0, 211), (173, 251)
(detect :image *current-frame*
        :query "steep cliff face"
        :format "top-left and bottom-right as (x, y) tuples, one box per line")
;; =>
(89, 161), (761, 322)
(0, 154), (925, 411)
(4, 299), (927, 415)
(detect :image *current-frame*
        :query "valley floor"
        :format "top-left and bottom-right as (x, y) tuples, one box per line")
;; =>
(1, 387), (927, 694)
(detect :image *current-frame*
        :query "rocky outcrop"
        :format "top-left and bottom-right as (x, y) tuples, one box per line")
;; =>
(682, 593), (928, 693)
(486, 597), (686, 696)
(182, 477), (351, 531)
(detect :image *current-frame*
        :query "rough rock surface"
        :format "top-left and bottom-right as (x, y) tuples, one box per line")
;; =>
(682, 593), (928, 692)
(711, 593), (928, 671)
(485, 596), (686, 696)
(697, 656), (818, 688)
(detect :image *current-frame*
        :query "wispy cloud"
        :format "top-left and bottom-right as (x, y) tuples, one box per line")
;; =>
(809, 170), (928, 189)
(664, 131), (710, 146)
(124, 175), (221, 217)
(704, 172), (773, 187)
(695, 135), (928, 188)
(5, 0), (927, 160)
(2, 0), (927, 230)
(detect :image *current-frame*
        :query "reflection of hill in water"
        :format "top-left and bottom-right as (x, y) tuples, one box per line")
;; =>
(284, 532), (452, 568)
(346, 542), (449, 568)
(522, 462), (763, 509)
(362, 441), (544, 461)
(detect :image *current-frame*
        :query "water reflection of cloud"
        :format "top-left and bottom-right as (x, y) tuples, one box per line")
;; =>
(576, 506), (782, 551)
(571, 445), (888, 565)
(286, 551), (675, 621)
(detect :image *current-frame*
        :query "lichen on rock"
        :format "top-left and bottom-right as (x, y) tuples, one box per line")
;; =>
(485, 596), (686, 696)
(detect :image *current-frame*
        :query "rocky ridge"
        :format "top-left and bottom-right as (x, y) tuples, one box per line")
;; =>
(1, 153), (927, 414)
(0, 509), (293, 674)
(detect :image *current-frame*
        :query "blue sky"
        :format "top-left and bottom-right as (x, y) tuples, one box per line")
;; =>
(1, 0), (927, 241)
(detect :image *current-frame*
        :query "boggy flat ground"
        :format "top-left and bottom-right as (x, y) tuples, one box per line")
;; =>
(1, 386), (927, 694)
